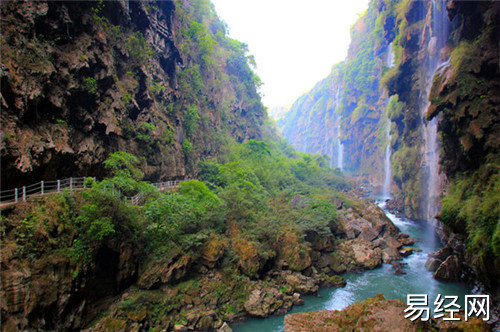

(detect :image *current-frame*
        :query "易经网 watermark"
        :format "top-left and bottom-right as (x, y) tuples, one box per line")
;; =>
(404, 294), (490, 322)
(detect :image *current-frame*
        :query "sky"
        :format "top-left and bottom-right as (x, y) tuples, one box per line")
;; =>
(211, 0), (370, 110)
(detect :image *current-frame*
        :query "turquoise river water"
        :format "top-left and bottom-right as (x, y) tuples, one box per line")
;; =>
(231, 201), (471, 331)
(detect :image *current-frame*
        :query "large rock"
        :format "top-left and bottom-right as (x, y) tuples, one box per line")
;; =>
(427, 234), (466, 282)
(201, 234), (227, 268)
(283, 272), (319, 295)
(284, 294), (427, 332)
(138, 250), (192, 289)
(433, 255), (462, 281)
(244, 287), (286, 317)
(277, 232), (312, 272)
(330, 238), (383, 273)
(284, 294), (490, 332)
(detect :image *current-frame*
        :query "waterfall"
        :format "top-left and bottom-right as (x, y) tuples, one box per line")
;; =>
(387, 42), (395, 68)
(337, 137), (344, 171)
(382, 124), (392, 199)
(420, 0), (450, 245)
(332, 87), (344, 171)
(382, 41), (395, 198)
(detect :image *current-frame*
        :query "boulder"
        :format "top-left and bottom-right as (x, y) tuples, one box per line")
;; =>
(433, 255), (462, 281)
(425, 257), (442, 272)
(231, 237), (264, 278)
(138, 252), (192, 290)
(399, 247), (413, 257)
(284, 294), (428, 332)
(305, 231), (335, 252)
(277, 232), (312, 272)
(429, 246), (453, 262)
(218, 322), (233, 332)
(201, 234), (227, 268)
(320, 274), (347, 288)
(243, 287), (284, 317)
(283, 272), (319, 295)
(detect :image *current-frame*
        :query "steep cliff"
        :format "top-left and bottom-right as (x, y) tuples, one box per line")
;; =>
(277, 68), (343, 166)
(0, 0), (266, 189)
(429, 1), (500, 296)
(278, 0), (396, 187)
(0, 1), (416, 330)
(384, 0), (499, 295)
(278, 0), (499, 295)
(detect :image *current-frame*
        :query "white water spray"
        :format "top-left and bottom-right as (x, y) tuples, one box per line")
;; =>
(382, 124), (392, 199)
(421, 0), (450, 247)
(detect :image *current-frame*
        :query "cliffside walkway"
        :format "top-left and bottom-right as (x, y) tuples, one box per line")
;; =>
(0, 177), (184, 210)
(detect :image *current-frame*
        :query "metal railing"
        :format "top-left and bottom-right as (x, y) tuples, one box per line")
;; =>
(1, 178), (185, 207)
(124, 180), (183, 205)
(0, 177), (94, 204)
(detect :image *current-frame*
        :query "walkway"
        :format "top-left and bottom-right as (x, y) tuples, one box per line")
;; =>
(0, 177), (185, 210)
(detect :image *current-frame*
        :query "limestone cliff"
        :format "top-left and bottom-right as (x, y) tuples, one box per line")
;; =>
(278, 0), (499, 296)
(0, 0), (266, 189)
(278, 0), (396, 187)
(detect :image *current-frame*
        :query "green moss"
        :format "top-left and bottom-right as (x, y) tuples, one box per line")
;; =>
(439, 164), (500, 292)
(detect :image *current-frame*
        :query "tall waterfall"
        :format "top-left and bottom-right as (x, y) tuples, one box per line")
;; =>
(382, 42), (395, 199)
(337, 136), (344, 171)
(331, 87), (344, 170)
(387, 42), (395, 68)
(420, 0), (450, 232)
(382, 125), (392, 199)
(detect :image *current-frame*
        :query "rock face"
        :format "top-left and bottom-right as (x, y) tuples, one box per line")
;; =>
(0, 186), (411, 330)
(0, 205), (140, 330)
(325, 203), (408, 274)
(426, 234), (465, 282)
(244, 288), (287, 317)
(0, 0), (267, 189)
(277, 11), (391, 187)
(88, 200), (409, 330)
(278, 0), (500, 298)
(284, 294), (491, 332)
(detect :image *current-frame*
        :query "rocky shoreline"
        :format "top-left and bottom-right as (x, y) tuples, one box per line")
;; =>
(86, 201), (414, 331)
(1, 192), (417, 331)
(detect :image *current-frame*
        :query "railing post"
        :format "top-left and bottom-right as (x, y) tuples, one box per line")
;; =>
(41, 181), (44, 195)
(57, 180), (60, 192)
(22, 186), (26, 201)
(83, 177), (86, 188)
(15, 188), (18, 203)
(70, 177), (73, 190)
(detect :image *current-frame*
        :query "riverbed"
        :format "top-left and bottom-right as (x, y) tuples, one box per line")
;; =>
(231, 201), (471, 331)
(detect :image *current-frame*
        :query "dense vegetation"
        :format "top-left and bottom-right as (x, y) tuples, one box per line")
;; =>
(2, 138), (354, 329)
(1, 0), (498, 329)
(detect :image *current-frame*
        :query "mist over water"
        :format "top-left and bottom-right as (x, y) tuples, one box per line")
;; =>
(333, 87), (344, 170)
(420, 0), (450, 248)
(382, 124), (392, 200)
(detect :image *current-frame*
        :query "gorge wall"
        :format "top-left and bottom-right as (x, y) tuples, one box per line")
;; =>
(278, 0), (396, 186)
(279, 0), (500, 295)
(0, 0), (267, 189)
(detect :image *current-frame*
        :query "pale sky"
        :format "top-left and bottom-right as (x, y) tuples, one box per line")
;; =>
(211, 0), (370, 109)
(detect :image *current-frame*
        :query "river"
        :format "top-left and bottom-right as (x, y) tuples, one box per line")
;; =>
(231, 201), (471, 331)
